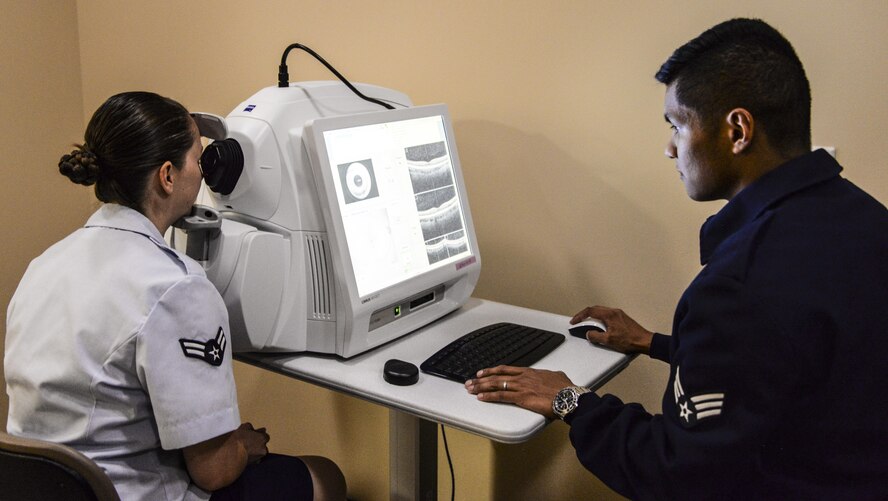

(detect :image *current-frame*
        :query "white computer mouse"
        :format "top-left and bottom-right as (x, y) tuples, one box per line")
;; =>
(568, 319), (606, 339)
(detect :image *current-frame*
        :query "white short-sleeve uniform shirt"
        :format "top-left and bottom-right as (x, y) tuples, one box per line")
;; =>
(5, 204), (241, 500)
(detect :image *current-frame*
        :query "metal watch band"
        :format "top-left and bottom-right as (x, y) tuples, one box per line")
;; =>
(553, 385), (591, 420)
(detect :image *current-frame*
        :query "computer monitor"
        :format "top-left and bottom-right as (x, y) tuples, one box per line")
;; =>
(303, 104), (481, 355)
(194, 82), (481, 358)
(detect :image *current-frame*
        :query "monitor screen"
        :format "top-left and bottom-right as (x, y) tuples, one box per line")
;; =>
(317, 107), (473, 298)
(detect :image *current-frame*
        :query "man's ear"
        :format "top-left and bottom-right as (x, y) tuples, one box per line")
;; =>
(726, 108), (754, 154)
(157, 161), (175, 195)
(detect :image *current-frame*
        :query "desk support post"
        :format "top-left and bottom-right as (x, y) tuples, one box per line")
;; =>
(390, 409), (437, 501)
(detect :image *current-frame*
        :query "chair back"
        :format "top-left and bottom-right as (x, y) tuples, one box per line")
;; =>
(0, 431), (120, 501)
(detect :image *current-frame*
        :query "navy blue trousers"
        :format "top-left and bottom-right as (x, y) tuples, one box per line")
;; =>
(210, 453), (313, 501)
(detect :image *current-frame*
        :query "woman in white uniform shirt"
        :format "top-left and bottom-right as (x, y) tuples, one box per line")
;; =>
(5, 92), (346, 500)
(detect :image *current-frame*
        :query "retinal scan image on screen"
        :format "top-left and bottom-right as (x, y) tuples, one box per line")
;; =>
(406, 141), (468, 265)
(322, 113), (472, 297)
(338, 159), (380, 203)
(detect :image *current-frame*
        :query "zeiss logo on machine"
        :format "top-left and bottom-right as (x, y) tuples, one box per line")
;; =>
(243, 104), (256, 112)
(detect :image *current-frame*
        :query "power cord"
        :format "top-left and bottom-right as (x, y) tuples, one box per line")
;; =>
(441, 424), (455, 501)
(277, 43), (395, 110)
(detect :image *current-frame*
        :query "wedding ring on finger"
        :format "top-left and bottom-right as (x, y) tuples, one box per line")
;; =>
(502, 381), (508, 391)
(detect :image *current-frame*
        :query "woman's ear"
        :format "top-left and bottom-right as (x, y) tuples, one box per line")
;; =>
(157, 161), (175, 195)
(726, 108), (754, 154)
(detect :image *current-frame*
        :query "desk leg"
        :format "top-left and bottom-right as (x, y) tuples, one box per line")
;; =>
(390, 409), (437, 501)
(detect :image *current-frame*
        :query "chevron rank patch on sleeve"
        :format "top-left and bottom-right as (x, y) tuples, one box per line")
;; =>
(674, 365), (725, 428)
(179, 327), (227, 367)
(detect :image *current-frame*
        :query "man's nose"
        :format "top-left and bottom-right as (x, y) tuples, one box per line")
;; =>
(664, 140), (677, 159)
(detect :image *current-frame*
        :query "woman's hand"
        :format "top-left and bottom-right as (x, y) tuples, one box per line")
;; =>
(233, 422), (270, 464)
(182, 422), (270, 491)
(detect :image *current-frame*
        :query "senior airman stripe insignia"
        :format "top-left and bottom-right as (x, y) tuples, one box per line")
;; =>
(674, 366), (725, 428)
(179, 327), (226, 367)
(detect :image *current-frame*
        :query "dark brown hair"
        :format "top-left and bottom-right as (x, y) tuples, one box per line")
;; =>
(58, 91), (194, 210)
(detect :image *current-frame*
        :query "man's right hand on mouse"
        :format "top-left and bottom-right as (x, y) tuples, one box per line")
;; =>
(570, 305), (655, 354)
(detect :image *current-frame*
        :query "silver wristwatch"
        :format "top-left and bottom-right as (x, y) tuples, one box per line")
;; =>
(553, 386), (591, 420)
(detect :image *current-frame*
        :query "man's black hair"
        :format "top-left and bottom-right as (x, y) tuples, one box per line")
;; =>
(656, 18), (811, 155)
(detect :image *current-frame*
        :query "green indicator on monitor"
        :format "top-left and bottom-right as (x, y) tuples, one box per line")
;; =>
(394, 306), (401, 317)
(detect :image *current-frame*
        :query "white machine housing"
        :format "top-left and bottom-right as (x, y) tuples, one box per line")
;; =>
(201, 81), (481, 358)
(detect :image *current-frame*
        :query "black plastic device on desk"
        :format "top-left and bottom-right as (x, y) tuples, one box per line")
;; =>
(383, 359), (419, 386)
(420, 322), (565, 382)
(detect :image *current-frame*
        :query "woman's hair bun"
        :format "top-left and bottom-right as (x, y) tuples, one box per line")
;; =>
(58, 146), (101, 186)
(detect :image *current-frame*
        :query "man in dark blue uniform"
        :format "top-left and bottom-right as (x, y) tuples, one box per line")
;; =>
(466, 18), (888, 499)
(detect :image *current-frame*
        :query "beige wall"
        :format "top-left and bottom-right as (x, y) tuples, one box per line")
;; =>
(0, 0), (93, 428)
(4, 1), (887, 499)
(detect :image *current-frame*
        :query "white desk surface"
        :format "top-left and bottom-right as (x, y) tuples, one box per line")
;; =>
(235, 298), (632, 444)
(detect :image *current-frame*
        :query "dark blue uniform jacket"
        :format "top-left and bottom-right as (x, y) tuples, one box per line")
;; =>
(567, 150), (888, 500)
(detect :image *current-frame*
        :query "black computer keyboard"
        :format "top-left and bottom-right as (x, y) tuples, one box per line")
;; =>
(420, 322), (565, 382)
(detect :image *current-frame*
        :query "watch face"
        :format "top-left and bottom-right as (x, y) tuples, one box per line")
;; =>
(554, 388), (578, 418)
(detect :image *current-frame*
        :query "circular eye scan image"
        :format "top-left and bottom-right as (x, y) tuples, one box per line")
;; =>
(346, 162), (371, 199)
(338, 159), (379, 204)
